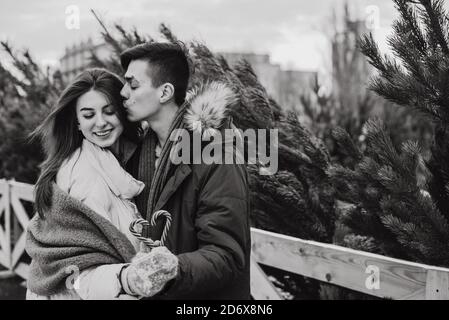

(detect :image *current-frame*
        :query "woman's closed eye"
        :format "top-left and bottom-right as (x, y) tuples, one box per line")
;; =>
(82, 113), (95, 119)
(104, 106), (116, 116)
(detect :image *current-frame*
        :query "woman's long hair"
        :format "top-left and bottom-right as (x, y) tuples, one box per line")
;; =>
(31, 68), (139, 218)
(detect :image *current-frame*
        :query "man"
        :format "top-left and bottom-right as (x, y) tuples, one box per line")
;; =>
(118, 42), (251, 299)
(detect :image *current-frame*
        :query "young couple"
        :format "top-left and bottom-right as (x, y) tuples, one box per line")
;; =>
(25, 42), (251, 300)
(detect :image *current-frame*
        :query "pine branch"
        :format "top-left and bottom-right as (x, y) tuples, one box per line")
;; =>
(159, 23), (178, 43)
(418, 0), (449, 54)
(394, 0), (428, 56)
(90, 9), (124, 58)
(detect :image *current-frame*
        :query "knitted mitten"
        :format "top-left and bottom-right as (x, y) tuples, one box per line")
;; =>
(124, 246), (178, 297)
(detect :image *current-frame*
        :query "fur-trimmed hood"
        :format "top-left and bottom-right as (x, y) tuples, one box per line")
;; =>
(183, 81), (237, 139)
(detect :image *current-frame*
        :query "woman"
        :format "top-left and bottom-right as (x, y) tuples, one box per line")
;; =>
(25, 68), (177, 300)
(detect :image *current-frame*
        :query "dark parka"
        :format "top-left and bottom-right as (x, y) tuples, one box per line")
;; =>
(122, 82), (251, 300)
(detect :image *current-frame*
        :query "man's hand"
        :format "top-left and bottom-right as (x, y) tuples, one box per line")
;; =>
(122, 246), (178, 297)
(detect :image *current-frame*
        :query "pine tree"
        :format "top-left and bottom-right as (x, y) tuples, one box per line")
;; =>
(0, 42), (61, 183)
(331, 0), (449, 267)
(330, 119), (449, 265)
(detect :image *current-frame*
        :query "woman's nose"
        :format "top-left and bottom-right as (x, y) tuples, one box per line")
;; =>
(95, 114), (107, 127)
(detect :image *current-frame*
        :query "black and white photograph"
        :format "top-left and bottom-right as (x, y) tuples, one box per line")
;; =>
(1, 0), (449, 305)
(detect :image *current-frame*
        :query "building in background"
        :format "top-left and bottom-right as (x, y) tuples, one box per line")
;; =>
(60, 38), (109, 82)
(60, 42), (317, 109)
(219, 52), (317, 109)
(332, 17), (373, 107)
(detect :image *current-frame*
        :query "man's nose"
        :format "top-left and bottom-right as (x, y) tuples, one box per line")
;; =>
(120, 85), (129, 99)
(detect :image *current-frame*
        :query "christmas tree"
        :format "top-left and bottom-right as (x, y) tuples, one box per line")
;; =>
(331, 0), (449, 267)
(0, 42), (63, 183)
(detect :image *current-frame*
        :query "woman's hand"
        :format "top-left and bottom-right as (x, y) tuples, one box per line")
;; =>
(122, 246), (178, 297)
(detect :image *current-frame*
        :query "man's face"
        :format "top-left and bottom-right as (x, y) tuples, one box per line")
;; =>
(121, 59), (162, 122)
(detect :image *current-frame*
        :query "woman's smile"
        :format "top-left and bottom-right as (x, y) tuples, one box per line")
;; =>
(94, 128), (113, 137)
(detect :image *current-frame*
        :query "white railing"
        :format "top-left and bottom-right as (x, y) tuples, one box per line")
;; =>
(0, 180), (32, 280)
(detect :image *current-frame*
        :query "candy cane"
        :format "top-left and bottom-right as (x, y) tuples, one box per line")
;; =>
(129, 210), (172, 250)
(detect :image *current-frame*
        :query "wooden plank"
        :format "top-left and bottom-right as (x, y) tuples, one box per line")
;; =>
(9, 181), (34, 202)
(11, 232), (26, 269)
(425, 270), (449, 300)
(14, 262), (29, 280)
(0, 193), (4, 251)
(12, 212), (20, 244)
(0, 225), (7, 255)
(10, 194), (30, 230)
(0, 180), (8, 195)
(0, 196), (6, 252)
(0, 250), (9, 269)
(251, 228), (449, 300)
(4, 181), (10, 270)
(0, 270), (15, 279)
(250, 256), (283, 300)
(0, 195), (4, 217)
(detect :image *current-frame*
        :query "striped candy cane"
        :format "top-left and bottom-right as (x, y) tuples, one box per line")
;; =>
(129, 210), (172, 250)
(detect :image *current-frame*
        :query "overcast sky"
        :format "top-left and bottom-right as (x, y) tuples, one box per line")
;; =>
(1, 0), (403, 74)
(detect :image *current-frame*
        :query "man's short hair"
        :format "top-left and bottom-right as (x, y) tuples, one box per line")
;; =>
(120, 42), (190, 106)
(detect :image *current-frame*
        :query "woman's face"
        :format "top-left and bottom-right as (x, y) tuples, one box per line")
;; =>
(76, 90), (123, 148)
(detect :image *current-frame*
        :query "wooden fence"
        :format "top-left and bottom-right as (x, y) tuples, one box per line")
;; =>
(1, 179), (449, 299)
